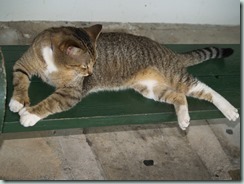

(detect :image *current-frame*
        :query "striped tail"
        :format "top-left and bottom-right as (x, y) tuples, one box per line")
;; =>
(180, 47), (234, 67)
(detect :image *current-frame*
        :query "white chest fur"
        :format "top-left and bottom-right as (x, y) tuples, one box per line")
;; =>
(42, 46), (58, 75)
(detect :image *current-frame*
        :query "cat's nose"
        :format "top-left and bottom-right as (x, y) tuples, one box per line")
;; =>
(87, 69), (93, 75)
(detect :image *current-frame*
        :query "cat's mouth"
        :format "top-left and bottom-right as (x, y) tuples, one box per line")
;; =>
(87, 70), (93, 76)
(84, 72), (93, 77)
(76, 71), (92, 77)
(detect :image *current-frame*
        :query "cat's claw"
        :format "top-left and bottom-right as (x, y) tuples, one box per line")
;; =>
(19, 108), (41, 127)
(9, 99), (24, 113)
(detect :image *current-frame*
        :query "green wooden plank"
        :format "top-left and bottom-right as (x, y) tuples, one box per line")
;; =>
(0, 48), (7, 133)
(0, 44), (240, 133)
(4, 75), (240, 122)
(2, 93), (240, 133)
(3, 72), (240, 122)
(2, 110), (228, 133)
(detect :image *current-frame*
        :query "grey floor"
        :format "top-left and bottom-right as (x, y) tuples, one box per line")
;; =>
(0, 22), (241, 180)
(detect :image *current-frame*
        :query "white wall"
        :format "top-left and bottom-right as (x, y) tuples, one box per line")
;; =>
(0, 0), (240, 25)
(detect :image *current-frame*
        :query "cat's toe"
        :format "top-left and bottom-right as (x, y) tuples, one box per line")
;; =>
(228, 109), (239, 121)
(216, 101), (239, 122)
(177, 106), (190, 130)
(222, 106), (239, 122)
(179, 120), (190, 130)
(9, 99), (24, 113)
(19, 108), (41, 127)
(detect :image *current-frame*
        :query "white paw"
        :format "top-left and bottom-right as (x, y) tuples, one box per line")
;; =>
(177, 105), (190, 130)
(179, 119), (190, 130)
(19, 108), (41, 127)
(214, 96), (239, 121)
(9, 99), (24, 113)
(220, 105), (239, 121)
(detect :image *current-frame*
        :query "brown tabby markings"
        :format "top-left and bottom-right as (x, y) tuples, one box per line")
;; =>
(190, 91), (213, 102)
(9, 25), (102, 126)
(126, 67), (186, 105)
(9, 25), (239, 130)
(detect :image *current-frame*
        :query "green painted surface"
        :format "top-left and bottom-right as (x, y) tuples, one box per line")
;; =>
(0, 48), (7, 133)
(0, 44), (240, 133)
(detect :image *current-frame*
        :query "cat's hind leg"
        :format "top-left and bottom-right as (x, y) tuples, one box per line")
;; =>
(186, 80), (239, 121)
(132, 82), (190, 130)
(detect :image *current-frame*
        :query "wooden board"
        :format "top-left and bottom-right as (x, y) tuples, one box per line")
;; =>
(0, 44), (240, 133)
(0, 48), (6, 133)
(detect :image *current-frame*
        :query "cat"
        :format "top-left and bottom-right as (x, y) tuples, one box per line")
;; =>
(9, 24), (102, 124)
(9, 24), (239, 130)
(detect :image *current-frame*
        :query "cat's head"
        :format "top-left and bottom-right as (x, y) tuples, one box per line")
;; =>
(52, 24), (102, 76)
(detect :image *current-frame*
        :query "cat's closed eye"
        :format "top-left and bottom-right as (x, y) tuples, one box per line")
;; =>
(81, 65), (88, 69)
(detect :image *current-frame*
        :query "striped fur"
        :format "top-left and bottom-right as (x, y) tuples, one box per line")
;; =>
(179, 47), (234, 67)
(9, 25), (239, 129)
(9, 24), (102, 127)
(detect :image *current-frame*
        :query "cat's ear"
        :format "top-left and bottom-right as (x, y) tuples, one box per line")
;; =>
(59, 40), (83, 56)
(66, 46), (83, 57)
(84, 24), (102, 42)
(66, 46), (77, 56)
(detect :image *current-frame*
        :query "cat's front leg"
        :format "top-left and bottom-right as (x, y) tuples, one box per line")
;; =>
(9, 67), (31, 113)
(19, 107), (41, 127)
(18, 86), (83, 127)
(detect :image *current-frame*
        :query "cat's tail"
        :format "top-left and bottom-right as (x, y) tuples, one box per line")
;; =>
(179, 47), (234, 67)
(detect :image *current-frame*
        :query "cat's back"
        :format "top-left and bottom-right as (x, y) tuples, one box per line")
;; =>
(96, 32), (173, 67)
(83, 32), (176, 92)
(97, 32), (162, 54)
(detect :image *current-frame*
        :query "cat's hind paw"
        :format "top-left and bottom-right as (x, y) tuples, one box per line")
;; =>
(224, 107), (239, 121)
(19, 108), (41, 127)
(177, 105), (190, 130)
(178, 118), (190, 131)
(213, 94), (239, 122)
(9, 99), (24, 113)
(216, 100), (239, 121)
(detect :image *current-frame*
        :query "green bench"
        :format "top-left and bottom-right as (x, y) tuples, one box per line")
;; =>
(0, 44), (240, 133)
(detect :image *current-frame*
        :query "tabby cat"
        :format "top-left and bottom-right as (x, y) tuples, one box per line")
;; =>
(9, 24), (239, 130)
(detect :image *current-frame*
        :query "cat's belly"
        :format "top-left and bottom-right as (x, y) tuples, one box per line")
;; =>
(89, 86), (129, 94)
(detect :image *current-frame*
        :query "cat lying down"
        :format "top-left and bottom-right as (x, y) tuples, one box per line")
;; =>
(9, 24), (239, 130)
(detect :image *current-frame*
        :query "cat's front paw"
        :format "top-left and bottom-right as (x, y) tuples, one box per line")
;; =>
(19, 108), (41, 127)
(9, 99), (24, 113)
